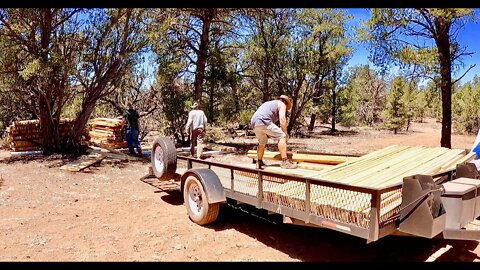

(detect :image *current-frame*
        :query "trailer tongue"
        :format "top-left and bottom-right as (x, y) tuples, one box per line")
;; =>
(150, 137), (480, 243)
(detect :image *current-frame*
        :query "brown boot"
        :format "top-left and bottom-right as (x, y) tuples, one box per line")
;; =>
(256, 160), (268, 169)
(281, 158), (298, 169)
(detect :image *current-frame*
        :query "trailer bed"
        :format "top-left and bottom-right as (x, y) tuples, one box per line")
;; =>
(155, 141), (479, 243)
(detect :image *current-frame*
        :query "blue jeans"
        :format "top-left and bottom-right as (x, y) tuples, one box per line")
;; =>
(126, 128), (140, 155)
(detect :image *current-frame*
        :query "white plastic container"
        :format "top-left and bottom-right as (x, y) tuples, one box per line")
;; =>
(451, 177), (480, 219)
(441, 181), (476, 229)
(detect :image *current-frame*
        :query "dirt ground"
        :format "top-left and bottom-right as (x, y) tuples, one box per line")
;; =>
(1, 118), (480, 262)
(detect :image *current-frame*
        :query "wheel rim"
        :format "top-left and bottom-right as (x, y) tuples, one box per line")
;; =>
(187, 181), (203, 215)
(154, 145), (165, 176)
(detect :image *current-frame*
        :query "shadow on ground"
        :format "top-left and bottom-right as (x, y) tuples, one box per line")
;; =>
(208, 203), (479, 262)
(139, 170), (480, 262)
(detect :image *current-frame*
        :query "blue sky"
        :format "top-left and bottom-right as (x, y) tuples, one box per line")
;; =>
(345, 8), (480, 85)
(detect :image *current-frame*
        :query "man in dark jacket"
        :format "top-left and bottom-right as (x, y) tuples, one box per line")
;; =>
(123, 102), (142, 157)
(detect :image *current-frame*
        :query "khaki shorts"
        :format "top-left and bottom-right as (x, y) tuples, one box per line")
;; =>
(253, 123), (285, 145)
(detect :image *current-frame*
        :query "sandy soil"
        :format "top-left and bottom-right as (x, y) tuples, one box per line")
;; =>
(1, 118), (479, 262)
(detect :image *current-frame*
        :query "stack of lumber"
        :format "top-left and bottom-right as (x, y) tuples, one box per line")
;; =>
(6, 119), (75, 152)
(249, 145), (475, 188)
(252, 145), (476, 227)
(88, 118), (128, 149)
(300, 145), (475, 188)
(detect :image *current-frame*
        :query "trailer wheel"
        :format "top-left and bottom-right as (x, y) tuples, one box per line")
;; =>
(151, 137), (177, 181)
(183, 175), (219, 225)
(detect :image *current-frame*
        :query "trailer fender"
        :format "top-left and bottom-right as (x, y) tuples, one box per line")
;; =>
(181, 168), (226, 204)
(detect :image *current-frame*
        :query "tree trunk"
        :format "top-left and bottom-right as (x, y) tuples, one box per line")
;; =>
(308, 113), (316, 131)
(262, 54), (271, 102)
(70, 97), (97, 150)
(331, 71), (337, 132)
(435, 17), (452, 148)
(331, 91), (337, 132)
(208, 84), (214, 122)
(38, 97), (55, 153)
(193, 9), (214, 101)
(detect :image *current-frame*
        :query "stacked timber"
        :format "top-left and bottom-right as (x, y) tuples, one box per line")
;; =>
(251, 145), (477, 228)
(311, 145), (475, 188)
(247, 150), (357, 166)
(6, 119), (75, 152)
(88, 118), (127, 149)
(250, 145), (475, 187)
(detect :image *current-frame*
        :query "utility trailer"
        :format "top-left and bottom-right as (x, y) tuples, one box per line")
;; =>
(150, 137), (480, 243)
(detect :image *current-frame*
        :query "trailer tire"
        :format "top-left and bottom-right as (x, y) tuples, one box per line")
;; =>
(151, 137), (177, 181)
(183, 175), (219, 225)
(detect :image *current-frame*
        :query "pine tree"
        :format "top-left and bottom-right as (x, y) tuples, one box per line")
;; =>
(384, 77), (408, 134)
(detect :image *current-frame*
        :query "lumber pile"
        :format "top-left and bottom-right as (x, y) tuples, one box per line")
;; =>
(311, 145), (475, 188)
(249, 145), (476, 188)
(6, 119), (76, 152)
(254, 145), (477, 228)
(88, 118), (128, 149)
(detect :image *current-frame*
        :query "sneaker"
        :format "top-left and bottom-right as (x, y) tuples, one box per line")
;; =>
(256, 160), (268, 169)
(281, 159), (298, 169)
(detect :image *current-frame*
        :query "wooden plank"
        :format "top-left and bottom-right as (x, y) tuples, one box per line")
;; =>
(10, 150), (43, 157)
(372, 148), (467, 188)
(296, 162), (334, 171)
(323, 146), (428, 184)
(60, 156), (105, 172)
(247, 150), (357, 165)
(203, 143), (237, 153)
(311, 145), (410, 178)
(440, 151), (476, 171)
(86, 148), (128, 161)
(90, 142), (137, 161)
(356, 147), (450, 188)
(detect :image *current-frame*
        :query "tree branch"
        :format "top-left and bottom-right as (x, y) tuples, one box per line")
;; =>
(453, 64), (476, 84)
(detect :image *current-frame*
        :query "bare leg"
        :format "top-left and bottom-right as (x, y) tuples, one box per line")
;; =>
(278, 138), (287, 159)
(257, 144), (265, 161)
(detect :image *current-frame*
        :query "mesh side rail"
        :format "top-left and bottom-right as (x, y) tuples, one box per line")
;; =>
(378, 188), (403, 227)
(309, 183), (373, 228)
(177, 156), (403, 229)
(375, 170), (454, 228)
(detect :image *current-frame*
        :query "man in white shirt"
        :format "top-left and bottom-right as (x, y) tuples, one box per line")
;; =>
(184, 102), (208, 158)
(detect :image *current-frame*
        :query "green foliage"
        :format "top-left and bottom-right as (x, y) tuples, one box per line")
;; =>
(0, 134), (9, 150)
(62, 94), (84, 119)
(337, 84), (357, 127)
(383, 76), (408, 133)
(400, 79), (418, 130)
(203, 126), (227, 143)
(156, 78), (191, 141)
(238, 109), (255, 129)
(452, 76), (480, 134)
(412, 90), (428, 122)
(343, 65), (387, 126)
(0, 8), (148, 153)
(422, 79), (443, 120)
(363, 8), (476, 147)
